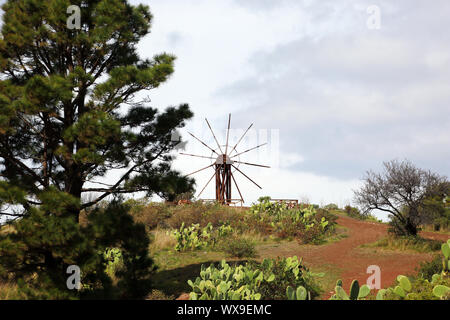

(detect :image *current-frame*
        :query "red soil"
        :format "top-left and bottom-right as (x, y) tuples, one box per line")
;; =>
(175, 214), (449, 300)
(287, 215), (449, 299)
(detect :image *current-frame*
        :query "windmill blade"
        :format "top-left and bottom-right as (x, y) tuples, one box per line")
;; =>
(232, 164), (262, 189)
(185, 163), (214, 177)
(231, 142), (268, 158)
(225, 113), (231, 155)
(233, 160), (271, 168)
(230, 172), (244, 203)
(229, 123), (253, 155)
(197, 167), (219, 198)
(188, 131), (219, 155)
(180, 153), (216, 160)
(205, 118), (224, 154)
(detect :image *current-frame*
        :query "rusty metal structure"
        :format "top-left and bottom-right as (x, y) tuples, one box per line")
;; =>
(181, 114), (270, 205)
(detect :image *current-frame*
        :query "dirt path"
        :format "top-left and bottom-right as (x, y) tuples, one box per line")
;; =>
(258, 215), (449, 299)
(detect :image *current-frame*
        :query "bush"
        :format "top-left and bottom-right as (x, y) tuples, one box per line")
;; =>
(344, 205), (362, 219)
(187, 257), (323, 300)
(296, 223), (325, 245)
(103, 248), (124, 281)
(417, 255), (443, 281)
(172, 223), (212, 252)
(249, 198), (337, 244)
(381, 275), (450, 300)
(324, 203), (339, 210)
(251, 257), (323, 300)
(145, 289), (174, 300)
(222, 238), (256, 258)
(131, 202), (173, 230)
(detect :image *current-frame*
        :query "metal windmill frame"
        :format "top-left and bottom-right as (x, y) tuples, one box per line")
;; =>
(181, 114), (270, 205)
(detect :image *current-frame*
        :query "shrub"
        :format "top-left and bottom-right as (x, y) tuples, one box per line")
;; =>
(222, 238), (256, 258)
(417, 255), (443, 280)
(145, 289), (174, 300)
(249, 198), (337, 244)
(103, 247), (124, 280)
(324, 203), (339, 210)
(251, 257), (323, 300)
(187, 256), (322, 300)
(344, 205), (362, 219)
(379, 274), (450, 300)
(172, 223), (212, 252)
(167, 202), (240, 229)
(0, 281), (19, 300)
(296, 223), (325, 245)
(131, 202), (173, 230)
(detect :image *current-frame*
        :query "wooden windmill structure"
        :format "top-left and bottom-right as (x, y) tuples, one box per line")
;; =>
(181, 114), (270, 205)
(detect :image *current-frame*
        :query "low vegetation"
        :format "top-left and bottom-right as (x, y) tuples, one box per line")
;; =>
(187, 256), (323, 300)
(1, 197), (448, 300)
(332, 240), (450, 300)
(362, 236), (443, 253)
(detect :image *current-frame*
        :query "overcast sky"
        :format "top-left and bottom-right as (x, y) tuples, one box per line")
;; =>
(2, 1), (449, 220)
(128, 0), (449, 220)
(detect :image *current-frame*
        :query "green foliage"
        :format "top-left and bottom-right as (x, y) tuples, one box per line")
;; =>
(187, 260), (268, 300)
(343, 205), (379, 221)
(286, 285), (308, 300)
(324, 203), (339, 210)
(172, 222), (212, 252)
(421, 195), (450, 231)
(355, 160), (448, 237)
(250, 197), (289, 216)
(84, 201), (158, 299)
(172, 221), (237, 252)
(188, 257), (322, 300)
(145, 289), (174, 300)
(103, 248), (124, 279)
(0, 206), (107, 299)
(329, 280), (371, 300)
(222, 238), (256, 258)
(249, 197), (337, 244)
(417, 254), (443, 280)
(433, 285), (450, 298)
(442, 240), (450, 272)
(0, 200), (156, 299)
(0, 0), (194, 300)
(379, 243), (450, 300)
(253, 256), (323, 300)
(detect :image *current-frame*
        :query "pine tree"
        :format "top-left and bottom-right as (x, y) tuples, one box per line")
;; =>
(0, 0), (194, 298)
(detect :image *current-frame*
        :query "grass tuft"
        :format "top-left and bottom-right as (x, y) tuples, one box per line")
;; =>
(361, 236), (443, 253)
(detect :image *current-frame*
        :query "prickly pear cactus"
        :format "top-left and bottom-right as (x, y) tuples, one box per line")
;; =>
(433, 285), (450, 299)
(286, 286), (308, 300)
(329, 279), (371, 300)
(441, 240), (450, 273)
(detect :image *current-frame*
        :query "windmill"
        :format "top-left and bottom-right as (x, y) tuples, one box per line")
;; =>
(180, 114), (270, 205)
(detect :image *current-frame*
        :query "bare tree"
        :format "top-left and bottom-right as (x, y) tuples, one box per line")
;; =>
(354, 160), (448, 236)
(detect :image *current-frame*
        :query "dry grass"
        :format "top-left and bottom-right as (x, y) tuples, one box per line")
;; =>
(362, 235), (443, 253)
(0, 224), (15, 236)
(149, 228), (177, 253)
(0, 281), (19, 300)
(232, 229), (267, 244)
(420, 224), (450, 234)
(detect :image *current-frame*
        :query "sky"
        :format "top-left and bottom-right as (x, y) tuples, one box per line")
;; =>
(128, 0), (450, 220)
(2, 1), (450, 221)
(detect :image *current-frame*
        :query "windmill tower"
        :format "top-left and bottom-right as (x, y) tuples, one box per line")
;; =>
(181, 114), (270, 205)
